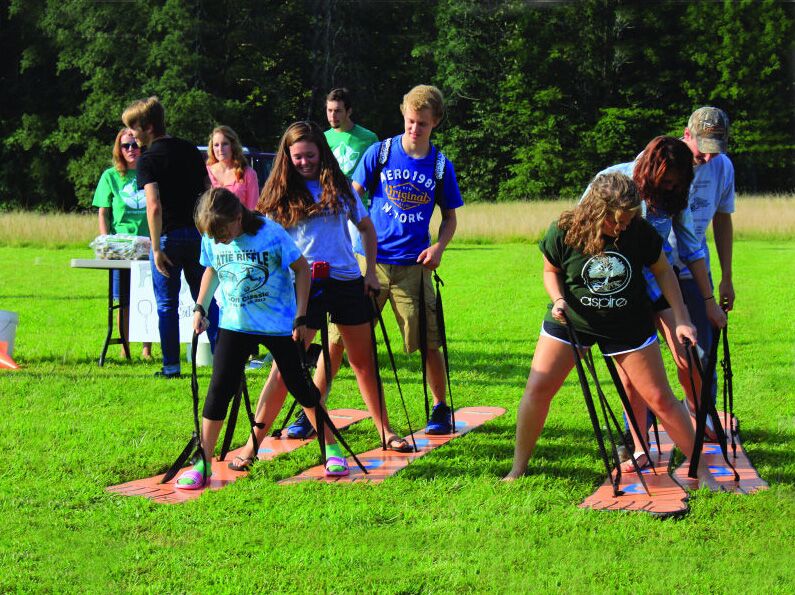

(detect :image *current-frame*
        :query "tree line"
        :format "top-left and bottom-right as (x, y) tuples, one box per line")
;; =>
(1, 0), (792, 210)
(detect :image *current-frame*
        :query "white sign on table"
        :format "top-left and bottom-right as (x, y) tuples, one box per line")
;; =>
(128, 261), (210, 343)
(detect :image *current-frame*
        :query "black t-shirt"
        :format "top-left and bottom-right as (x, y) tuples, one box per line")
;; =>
(539, 217), (663, 342)
(137, 137), (208, 233)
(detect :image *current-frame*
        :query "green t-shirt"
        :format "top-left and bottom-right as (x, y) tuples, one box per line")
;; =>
(92, 167), (149, 236)
(325, 124), (378, 178)
(539, 217), (663, 341)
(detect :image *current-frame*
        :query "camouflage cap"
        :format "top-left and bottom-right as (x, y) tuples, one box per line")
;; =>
(687, 107), (729, 154)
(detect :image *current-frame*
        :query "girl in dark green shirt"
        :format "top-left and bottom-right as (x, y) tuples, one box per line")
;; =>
(504, 172), (720, 490)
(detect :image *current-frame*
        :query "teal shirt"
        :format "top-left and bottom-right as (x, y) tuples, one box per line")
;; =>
(92, 167), (149, 236)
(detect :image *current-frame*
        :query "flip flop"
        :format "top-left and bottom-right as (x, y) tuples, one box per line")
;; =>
(325, 456), (349, 477)
(386, 435), (413, 453)
(228, 455), (255, 472)
(174, 468), (210, 490)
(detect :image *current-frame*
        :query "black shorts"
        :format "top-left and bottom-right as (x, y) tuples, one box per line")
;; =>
(541, 320), (657, 357)
(306, 277), (373, 329)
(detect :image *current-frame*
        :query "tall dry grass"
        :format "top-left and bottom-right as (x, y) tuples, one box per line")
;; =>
(0, 194), (792, 248)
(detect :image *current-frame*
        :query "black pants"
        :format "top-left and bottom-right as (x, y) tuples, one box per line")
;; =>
(203, 328), (320, 421)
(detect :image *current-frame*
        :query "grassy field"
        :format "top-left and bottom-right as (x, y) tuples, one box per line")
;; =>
(0, 236), (793, 593)
(1, 194), (793, 247)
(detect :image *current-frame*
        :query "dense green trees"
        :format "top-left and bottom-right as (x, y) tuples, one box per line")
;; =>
(1, 0), (792, 209)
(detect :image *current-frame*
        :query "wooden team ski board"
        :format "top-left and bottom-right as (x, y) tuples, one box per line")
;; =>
(673, 413), (768, 494)
(580, 426), (690, 518)
(279, 406), (505, 485)
(106, 409), (370, 504)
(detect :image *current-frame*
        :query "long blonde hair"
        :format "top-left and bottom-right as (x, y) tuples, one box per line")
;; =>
(559, 172), (641, 256)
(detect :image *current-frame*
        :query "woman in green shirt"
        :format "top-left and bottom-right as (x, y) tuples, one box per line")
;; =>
(92, 128), (152, 359)
(504, 172), (719, 490)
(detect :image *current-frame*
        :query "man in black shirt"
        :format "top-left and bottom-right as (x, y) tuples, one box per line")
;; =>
(122, 96), (217, 378)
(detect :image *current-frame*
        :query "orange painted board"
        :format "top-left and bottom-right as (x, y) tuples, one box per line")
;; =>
(279, 406), (506, 485)
(106, 408), (370, 503)
(580, 427), (689, 518)
(673, 413), (768, 494)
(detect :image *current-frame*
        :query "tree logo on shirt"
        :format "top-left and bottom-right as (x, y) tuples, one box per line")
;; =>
(332, 144), (359, 174)
(217, 262), (270, 305)
(121, 180), (146, 210)
(582, 252), (631, 295)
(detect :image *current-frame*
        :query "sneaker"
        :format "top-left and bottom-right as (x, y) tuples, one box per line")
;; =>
(425, 403), (452, 435)
(154, 369), (181, 379)
(286, 411), (316, 439)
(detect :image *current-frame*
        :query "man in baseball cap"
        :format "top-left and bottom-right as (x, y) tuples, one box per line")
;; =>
(671, 106), (735, 410)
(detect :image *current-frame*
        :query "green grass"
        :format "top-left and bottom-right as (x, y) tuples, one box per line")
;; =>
(0, 241), (793, 593)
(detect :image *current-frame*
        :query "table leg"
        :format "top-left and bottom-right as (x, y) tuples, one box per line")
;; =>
(99, 270), (113, 366)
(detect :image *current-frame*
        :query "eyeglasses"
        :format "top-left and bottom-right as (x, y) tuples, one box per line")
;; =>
(121, 142), (139, 151)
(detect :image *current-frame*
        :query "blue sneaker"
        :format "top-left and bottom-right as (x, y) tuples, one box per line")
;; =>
(425, 403), (452, 435)
(286, 411), (316, 439)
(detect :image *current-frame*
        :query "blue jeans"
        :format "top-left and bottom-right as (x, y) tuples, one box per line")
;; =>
(678, 276), (717, 404)
(150, 226), (218, 374)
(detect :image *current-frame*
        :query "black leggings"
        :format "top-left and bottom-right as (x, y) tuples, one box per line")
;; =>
(203, 328), (320, 421)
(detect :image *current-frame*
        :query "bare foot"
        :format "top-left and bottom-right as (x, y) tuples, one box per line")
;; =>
(502, 471), (525, 482)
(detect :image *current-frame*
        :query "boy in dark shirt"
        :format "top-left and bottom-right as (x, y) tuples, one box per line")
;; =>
(122, 96), (218, 378)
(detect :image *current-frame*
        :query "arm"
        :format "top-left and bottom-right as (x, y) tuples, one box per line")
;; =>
(685, 257), (726, 329)
(649, 250), (697, 345)
(356, 216), (380, 294)
(712, 212), (734, 310)
(542, 255), (568, 324)
(352, 181), (365, 197)
(417, 208), (458, 270)
(145, 182), (173, 276)
(192, 267), (218, 334)
(98, 207), (111, 235)
(245, 168), (259, 211)
(289, 255), (311, 342)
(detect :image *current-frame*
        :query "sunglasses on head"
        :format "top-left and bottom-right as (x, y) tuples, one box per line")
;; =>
(121, 142), (139, 150)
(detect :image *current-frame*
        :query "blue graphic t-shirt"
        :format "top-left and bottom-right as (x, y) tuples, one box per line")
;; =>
(200, 217), (302, 335)
(352, 135), (464, 265)
(283, 180), (368, 281)
(669, 153), (735, 280)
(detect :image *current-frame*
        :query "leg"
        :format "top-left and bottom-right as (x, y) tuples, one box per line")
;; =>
(504, 335), (575, 480)
(617, 368), (651, 472)
(337, 322), (400, 442)
(613, 342), (720, 489)
(150, 242), (183, 375)
(656, 308), (700, 408)
(679, 276), (717, 404)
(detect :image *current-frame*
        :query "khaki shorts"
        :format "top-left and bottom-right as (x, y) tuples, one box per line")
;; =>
(329, 254), (440, 353)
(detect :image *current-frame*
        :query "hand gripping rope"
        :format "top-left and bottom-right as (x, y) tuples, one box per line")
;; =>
(370, 291), (418, 452)
(683, 334), (739, 481)
(560, 312), (654, 497)
(418, 270), (456, 431)
(161, 333), (208, 486)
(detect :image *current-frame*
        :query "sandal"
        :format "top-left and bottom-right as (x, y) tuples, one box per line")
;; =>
(386, 435), (413, 453)
(228, 454), (255, 471)
(325, 456), (349, 477)
(620, 451), (650, 474)
(174, 468), (211, 490)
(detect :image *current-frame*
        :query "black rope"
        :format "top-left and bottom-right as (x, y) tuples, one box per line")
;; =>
(684, 339), (739, 482)
(370, 293), (418, 452)
(560, 313), (622, 497)
(720, 315), (737, 457)
(161, 333), (207, 486)
(433, 271), (456, 433)
(418, 270), (430, 422)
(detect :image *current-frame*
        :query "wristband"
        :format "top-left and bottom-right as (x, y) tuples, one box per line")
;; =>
(553, 297), (565, 305)
(193, 303), (206, 317)
(293, 315), (307, 330)
(704, 295), (715, 302)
